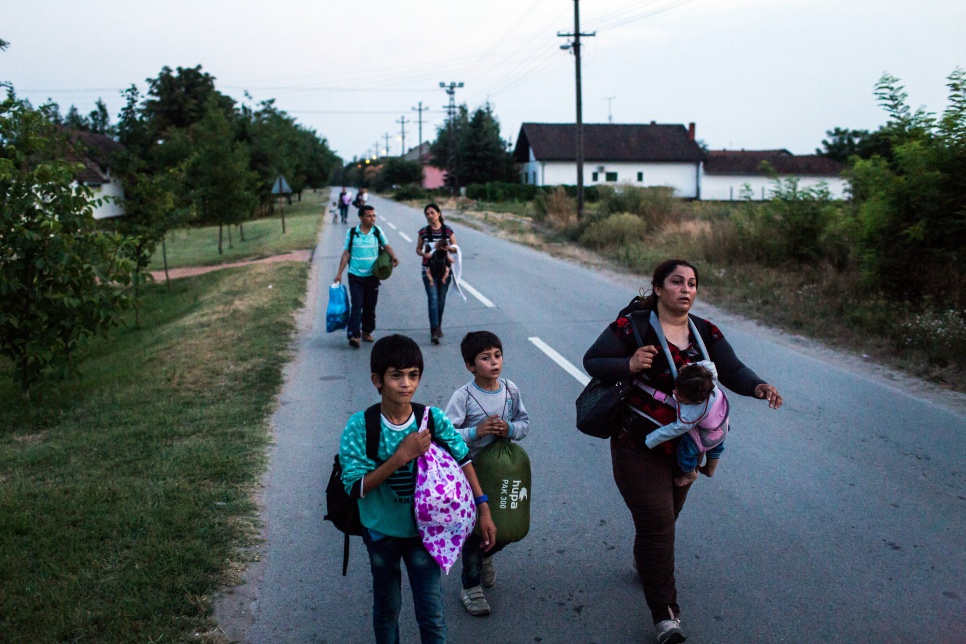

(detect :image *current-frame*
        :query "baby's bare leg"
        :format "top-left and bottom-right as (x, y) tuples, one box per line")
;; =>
(700, 458), (720, 477)
(674, 470), (698, 487)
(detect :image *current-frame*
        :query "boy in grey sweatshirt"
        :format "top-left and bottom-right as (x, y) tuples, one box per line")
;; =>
(444, 331), (530, 616)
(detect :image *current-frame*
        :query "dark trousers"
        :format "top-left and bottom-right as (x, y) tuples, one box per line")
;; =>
(338, 205), (349, 223)
(347, 273), (380, 339)
(460, 532), (507, 589)
(362, 532), (446, 644)
(611, 429), (692, 625)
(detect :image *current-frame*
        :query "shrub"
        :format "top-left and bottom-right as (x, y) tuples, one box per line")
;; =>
(465, 182), (536, 202)
(597, 185), (680, 228)
(578, 212), (649, 250)
(393, 184), (428, 201)
(533, 186), (576, 226)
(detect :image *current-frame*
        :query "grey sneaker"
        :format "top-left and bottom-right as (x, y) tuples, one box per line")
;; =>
(480, 556), (495, 588)
(460, 586), (491, 616)
(655, 608), (685, 644)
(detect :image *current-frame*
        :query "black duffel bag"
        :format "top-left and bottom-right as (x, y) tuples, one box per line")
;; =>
(575, 312), (647, 438)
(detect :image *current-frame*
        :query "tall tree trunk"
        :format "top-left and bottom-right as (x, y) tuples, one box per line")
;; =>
(228, 224), (233, 249)
(280, 198), (286, 234)
(239, 222), (245, 242)
(218, 223), (223, 254)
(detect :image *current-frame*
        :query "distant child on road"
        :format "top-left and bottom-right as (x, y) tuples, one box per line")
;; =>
(444, 331), (530, 616)
(340, 334), (496, 643)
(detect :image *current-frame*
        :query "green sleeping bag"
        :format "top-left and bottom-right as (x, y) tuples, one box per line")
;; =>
(473, 439), (531, 546)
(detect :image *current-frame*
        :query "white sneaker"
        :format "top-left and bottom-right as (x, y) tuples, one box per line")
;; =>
(460, 586), (491, 616)
(654, 608), (685, 644)
(481, 556), (495, 588)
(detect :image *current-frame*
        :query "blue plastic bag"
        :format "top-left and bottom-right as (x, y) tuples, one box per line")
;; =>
(326, 282), (349, 333)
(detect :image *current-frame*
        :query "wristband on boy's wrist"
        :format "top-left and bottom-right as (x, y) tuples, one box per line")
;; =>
(474, 494), (489, 506)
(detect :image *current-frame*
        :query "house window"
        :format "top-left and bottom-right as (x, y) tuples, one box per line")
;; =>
(637, 171), (643, 182)
(592, 172), (598, 182)
(606, 172), (618, 182)
(523, 172), (528, 185)
(532, 172), (537, 185)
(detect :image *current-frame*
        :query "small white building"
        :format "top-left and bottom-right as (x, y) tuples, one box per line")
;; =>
(69, 131), (125, 219)
(513, 122), (705, 198)
(701, 149), (849, 201)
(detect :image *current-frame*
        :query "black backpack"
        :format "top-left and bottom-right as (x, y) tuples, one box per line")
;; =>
(347, 225), (385, 255)
(324, 402), (435, 575)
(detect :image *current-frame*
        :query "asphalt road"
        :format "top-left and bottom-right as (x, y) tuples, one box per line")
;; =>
(215, 190), (966, 643)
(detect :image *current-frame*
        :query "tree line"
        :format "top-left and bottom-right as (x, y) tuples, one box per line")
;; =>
(340, 102), (516, 193)
(1, 59), (341, 395)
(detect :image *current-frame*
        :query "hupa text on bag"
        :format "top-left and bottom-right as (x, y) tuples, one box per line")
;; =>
(473, 438), (531, 546)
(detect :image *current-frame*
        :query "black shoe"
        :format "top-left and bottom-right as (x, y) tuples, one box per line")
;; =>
(431, 329), (440, 345)
(349, 337), (361, 349)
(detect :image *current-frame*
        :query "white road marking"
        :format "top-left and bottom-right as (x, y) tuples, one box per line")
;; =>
(458, 280), (496, 308)
(398, 231), (412, 243)
(528, 337), (590, 386)
(384, 221), (397, 230)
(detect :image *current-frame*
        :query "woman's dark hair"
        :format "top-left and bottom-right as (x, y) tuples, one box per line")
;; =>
(460, 331), (503, 365)
(628, 258), (700, 312)
(675, 363), (714, 403)
(424, 203), (446, 228)
(371, 334), (424, 380)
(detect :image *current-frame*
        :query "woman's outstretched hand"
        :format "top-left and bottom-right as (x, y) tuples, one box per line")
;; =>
(755, 384), (783, 409)
(629, 345), (659, 373)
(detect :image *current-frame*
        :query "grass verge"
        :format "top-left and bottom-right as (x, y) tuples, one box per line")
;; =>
(0, 261), (308, 641)
(152, 198), (325, 269)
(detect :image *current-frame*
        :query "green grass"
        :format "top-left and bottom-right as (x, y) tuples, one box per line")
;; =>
(0, 261), (308, 641)
(151, 198), (325, 269)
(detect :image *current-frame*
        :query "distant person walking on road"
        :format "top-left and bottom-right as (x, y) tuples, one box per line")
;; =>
(334, 205), (399, 349)
(416, 203), (456, 345)
(353, 187), (369, 215)
(338, 187), (352, 224)
(582, 258), (782, 644)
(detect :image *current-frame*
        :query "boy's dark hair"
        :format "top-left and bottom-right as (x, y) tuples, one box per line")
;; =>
(371, 334), (423, 380)
(675, 363), (714, 403)
(460, 331), (503, 364)
(359, 204), (375, 215)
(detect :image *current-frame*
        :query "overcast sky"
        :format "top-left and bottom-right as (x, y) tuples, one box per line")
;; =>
(4, 0), (964, 162)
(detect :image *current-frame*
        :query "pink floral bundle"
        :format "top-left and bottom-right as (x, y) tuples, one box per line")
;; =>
(413, 408), (476, 573)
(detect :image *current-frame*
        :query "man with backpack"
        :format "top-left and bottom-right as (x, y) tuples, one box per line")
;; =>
(335, 205), (399, 348)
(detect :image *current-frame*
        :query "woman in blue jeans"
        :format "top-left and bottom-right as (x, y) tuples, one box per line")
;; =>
(416, 204), (456, 344)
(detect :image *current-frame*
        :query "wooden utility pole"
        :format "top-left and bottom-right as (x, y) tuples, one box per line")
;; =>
(558, 0), (595, 218)
(396, 115), (408, 156)
(412, 101), (428, 159)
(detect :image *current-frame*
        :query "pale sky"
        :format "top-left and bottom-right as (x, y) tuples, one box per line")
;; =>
(4, 0), (964, 161)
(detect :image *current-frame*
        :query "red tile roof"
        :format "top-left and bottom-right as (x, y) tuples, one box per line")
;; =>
(704, 149), (843, 177)
(513, 123), (704, 164)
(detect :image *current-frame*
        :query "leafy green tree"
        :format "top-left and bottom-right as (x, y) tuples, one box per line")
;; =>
(143, 65), (235, 137)
(817, 127), (892, 163)
(431, 103), (515, 191)
(373, 157), (423, 191)
(0, 93), (133, 395)
(186, 101), (256, 253)
(847, 70), (966, 303)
